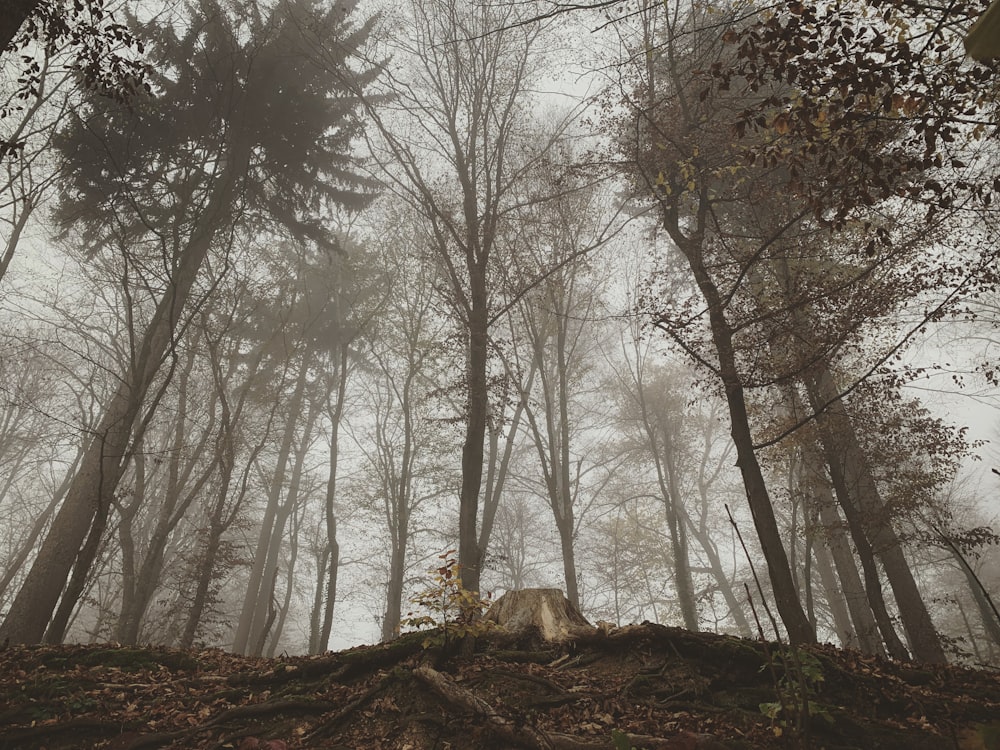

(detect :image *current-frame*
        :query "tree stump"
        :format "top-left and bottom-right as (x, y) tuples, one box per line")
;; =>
(484, 588), (591, 641)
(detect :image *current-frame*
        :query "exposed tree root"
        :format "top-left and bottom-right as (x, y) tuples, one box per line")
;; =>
(414, 665), (556, 749)
(301, 670), (396, 742)
(413, 665), (723, 750)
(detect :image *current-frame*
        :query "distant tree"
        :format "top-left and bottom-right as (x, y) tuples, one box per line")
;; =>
(507, 146), (617, 610)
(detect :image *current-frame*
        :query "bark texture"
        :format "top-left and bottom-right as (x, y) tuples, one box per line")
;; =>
(484, 588), (591, 641)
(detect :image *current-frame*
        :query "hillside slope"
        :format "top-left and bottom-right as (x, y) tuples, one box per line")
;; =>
(1, 624), (998, 749)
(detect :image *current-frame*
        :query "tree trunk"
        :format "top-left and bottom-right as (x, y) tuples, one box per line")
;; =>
(945, 544), (1000, 651)
(805, 450), (885, 657)
(117, 351), (219, 645)
(308, 539), (339, 654)
(675, 236), (814, 645)
(0, 446), (82, 604)
(690, 477), (751, 637)
(686, 517), (751, 637)
(381, 358), (417, 642)
(43, 494), (111, 643)
(0, 152), (241, 645)
(459, 274), (489, 598)
(266, 501), (302, 658)
(180, 523), (221, 649)
(810, 524), (859, 650)
(810, 406), (910, 660)
(382, 532), (406, 642)
(231, 362), (309, 654)
(662, 453), (698, 632)
(0, 0), (42, 58)
(243, 374), (319, 656)
(806, 367), (945, 663)
(180, 346), (267, 649)
(315, 343), (349, 654)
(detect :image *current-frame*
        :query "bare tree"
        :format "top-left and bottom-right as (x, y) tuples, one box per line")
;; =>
(316, 0), (562, 597)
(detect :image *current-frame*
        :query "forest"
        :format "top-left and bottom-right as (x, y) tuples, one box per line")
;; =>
(0, 0), (999, 675)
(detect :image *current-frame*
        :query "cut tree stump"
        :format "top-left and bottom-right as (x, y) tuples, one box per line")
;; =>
(484, 588), (592, 641)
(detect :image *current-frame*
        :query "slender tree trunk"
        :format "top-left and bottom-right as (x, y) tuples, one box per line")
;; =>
(0, 447), (83, 603)
(804, 448), (885, 657)
(810, 526), (859, 650)
(180, 437), (260, 649)
(382, 526), (407, 641)
(316, 343), (349, 653)
(811, 410), (910, 660)
(117, 351), (214, 644)
(309, 544), (330, 652)
(0, 153), (241, 645)
(266, 502), (302, 658)
(478, 357), (536, 563)
(232, 363), (309, 654)
(686, 517), (751, 636)
(43, 495), (111, 643)
(690, 478), (751, 636)
(252, 567), (280, 657)
(316, 533), (339, 652)
(459, 274), (489, 598)
(945, 545), (1000, 651)
(115, 447), (146, 643)
(180, 523), (222, 649)
(242, 371), (318, 656)
(674, 236), (814, 645)
(806, 367), (945, 663)
(381, 364), (417, 641)
(662, 450), (698, 631)
(0, 192), (32, 283)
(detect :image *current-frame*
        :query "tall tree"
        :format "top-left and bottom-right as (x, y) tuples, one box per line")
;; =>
(318, 0), (557, 597)
(509, 150), (615, 609)
(0, 0), (377, 645)
(615, 0), (815, 643)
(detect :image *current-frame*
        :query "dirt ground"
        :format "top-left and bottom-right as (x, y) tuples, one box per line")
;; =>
(1, 623), (998, 749)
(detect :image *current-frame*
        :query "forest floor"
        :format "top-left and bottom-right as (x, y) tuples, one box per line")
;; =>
(0, 623), (998, 750)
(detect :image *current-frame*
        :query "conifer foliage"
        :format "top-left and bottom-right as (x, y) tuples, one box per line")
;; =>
(0, 0), (377, 645)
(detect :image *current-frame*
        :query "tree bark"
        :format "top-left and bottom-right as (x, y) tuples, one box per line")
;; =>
(804, 449), (885, 657)
(806, 367), (945, 663)
(459, 275), (489, 598)
(674, 234), (814, 645)
(0, 0), (41, 55)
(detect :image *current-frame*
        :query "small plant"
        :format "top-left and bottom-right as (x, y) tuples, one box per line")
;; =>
(758, 646), (834, 739)
(610, 728), (638, 750)
(725, 506), (833, 746)
(399, 550), (495, 648)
